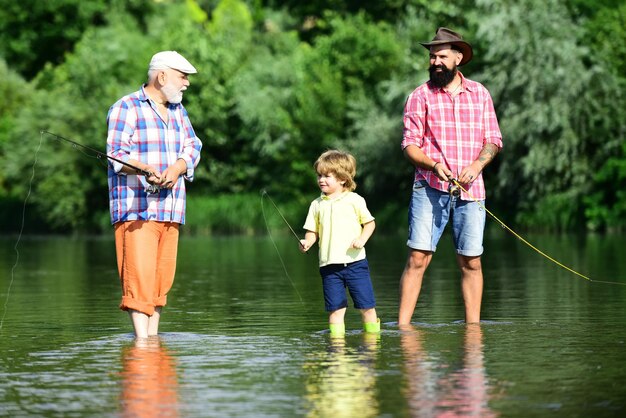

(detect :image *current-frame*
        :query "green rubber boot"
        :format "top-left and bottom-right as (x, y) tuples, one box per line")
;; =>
(363, 318), (381, 333)
(329, 322), (346, 337)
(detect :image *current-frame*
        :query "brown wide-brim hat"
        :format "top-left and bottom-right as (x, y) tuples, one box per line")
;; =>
(419, 27), (473, 66)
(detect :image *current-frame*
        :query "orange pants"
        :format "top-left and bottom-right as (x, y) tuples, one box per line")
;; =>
(115, 221), (180, 315)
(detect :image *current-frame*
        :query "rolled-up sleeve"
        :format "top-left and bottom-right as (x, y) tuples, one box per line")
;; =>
(106, 101), (136, 174)
(178, 108), (202, 181)
(482, 93), (503, 149)
(401, 91), (426, 150)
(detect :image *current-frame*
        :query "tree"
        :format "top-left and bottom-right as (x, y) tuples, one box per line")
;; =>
(0, 0), (155, 79)
(579, 2), (626, 231)
(1, 0), (624, 234)
(473, 0), (625, 230)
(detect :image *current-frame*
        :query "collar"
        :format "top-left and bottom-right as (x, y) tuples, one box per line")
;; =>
(139, 85), (150, 102)
(140, 85), (178, 108)
(320, 191), (349, 201)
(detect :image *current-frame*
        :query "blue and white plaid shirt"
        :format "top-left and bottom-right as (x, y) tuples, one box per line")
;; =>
(107, 86), (202, 225)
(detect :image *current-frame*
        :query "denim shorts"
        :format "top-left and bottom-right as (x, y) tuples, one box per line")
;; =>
(319, 259), (376, 311)
(407, 180), (485, 256)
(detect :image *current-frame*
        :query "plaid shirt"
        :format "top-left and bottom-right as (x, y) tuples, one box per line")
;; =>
(107, 86), (202, 224)
(401, 72), (502, 200)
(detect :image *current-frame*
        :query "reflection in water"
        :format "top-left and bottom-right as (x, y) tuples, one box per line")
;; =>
(120, 337), (179, 418)
(400, 325), (437, 416)
(304, 334), (380, 418)
(401, 324), (497, 417)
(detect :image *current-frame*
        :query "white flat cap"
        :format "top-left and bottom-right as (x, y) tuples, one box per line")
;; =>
(149, 51), (197, 74)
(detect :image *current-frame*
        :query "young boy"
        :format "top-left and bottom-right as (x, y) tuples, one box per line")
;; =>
(299, 150), (380, 336)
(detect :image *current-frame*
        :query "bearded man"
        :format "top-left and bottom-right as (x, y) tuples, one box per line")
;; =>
(107, 51), (202, 338)
(398, 28), (502, 325)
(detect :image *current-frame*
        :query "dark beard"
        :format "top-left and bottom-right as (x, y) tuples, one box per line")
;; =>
(429, 64), (457, 89)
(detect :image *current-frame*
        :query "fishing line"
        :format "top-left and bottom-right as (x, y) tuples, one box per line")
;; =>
(260, 189), (303, 246)
(260, 190), (304, 303)
(452, 179), (626, 286)
(0, 132), (45, 332)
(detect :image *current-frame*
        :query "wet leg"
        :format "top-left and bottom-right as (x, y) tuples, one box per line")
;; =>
(147, 307), (162, 336)
(398, 249), (432, 325)
(457, 255), (483, 323)
(129, 309), (149, 339)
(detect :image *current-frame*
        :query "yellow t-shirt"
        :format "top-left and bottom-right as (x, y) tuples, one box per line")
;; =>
(303, 191), (375, 267)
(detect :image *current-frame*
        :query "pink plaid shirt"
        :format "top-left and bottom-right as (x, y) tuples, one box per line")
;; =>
(401, 72), (502, 200)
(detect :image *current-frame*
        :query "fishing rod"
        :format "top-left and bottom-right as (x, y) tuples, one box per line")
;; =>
(260, 189), (305, 303)
(431, 147), (623, 285)
(260, 189), (304, 249)
(41, 130), (160, 193)
(451, 179), (626, 286)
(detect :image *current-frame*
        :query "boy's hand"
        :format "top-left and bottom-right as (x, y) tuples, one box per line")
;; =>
(299, 239), (311, 253)
(351, 238), (366, 249)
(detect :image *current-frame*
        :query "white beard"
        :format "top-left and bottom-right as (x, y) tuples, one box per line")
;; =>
(161, 82), (184, 104)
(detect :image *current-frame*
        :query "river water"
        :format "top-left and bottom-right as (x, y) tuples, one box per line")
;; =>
(1, 231), (625, 417)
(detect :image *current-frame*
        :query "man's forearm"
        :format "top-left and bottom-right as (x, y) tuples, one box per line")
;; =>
(476, 143), (499, 169)
(404, 144), (437, 171)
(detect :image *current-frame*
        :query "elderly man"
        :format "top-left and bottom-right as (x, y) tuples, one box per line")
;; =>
(398, 28), (502, 324)
(107, 51), (202, 338)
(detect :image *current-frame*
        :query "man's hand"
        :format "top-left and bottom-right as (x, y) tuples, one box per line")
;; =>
(143, 165), (162, 185)
(432, 162), (453, 182)
(458, 143), (499, 184)
(159, 159), (187, 189)
(458, 162), (481, 184)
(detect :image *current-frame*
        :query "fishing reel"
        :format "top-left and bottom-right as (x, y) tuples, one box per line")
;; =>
(144, 171), (161, 194)
(448, 180), (461, 198)
(145, 184), (160, 194)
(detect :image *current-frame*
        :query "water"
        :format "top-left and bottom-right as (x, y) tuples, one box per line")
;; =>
(1, 231), (626, 417)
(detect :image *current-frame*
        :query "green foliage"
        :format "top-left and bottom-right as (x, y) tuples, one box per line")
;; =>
(584, 2), (626, 79)
(185, 192), (305, 235)
(292, 12), (407, 199)
(185, 193), (261, 234)
(0, 0), (624, 234)
(584, 141), (626, 232)
(516, 191), (584, 231)
(1, 10), (155, 232)
(228, 30), (303, 192)
(206, 9), (410, 205)
(0, 60), (32, 123)
(311, 12), (403, 90)
(261, 0), (466, 25)
(0, 60), (33, 194)
(473, 0), (625, 230)
(565, 0), (626, 19)
(177, 0), (258, 194)
(0, 0), (155, 79)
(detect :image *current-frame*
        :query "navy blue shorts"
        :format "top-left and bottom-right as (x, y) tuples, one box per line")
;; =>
(319, 259), (376, 312)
